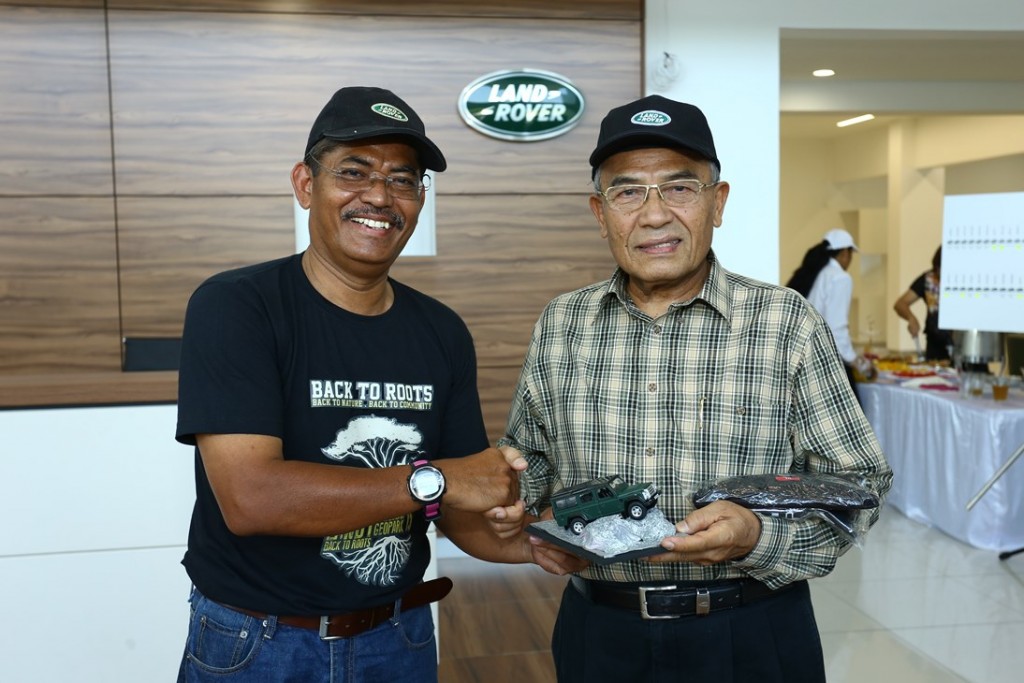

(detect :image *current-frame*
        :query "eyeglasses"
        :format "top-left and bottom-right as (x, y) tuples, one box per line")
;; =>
(308, 157), (429, 200)
(598, 179), (717, 212)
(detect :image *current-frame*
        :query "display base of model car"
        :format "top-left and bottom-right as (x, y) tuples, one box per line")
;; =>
(528, 508), (675, 565)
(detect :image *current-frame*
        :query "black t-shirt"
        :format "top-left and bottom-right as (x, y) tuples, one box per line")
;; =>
(176, 254), (487, 615)
(909, 270), (953, 360)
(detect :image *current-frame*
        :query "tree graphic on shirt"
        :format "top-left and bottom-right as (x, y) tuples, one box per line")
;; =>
(329, 535), (412, 586)
(321, 414), (422, 467)
(318, 414), (423, 586)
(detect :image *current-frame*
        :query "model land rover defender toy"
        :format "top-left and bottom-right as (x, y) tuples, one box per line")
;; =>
(551, 475), (660, 535)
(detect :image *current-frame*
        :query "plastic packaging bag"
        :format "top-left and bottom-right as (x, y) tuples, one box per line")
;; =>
(691, 472), (881, 546)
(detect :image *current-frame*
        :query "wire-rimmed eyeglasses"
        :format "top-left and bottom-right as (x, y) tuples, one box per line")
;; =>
(597, 179), (717, 212)
(308, 157), (429, 200)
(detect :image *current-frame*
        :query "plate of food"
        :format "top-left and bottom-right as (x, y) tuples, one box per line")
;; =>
(891, 367), (937, 378)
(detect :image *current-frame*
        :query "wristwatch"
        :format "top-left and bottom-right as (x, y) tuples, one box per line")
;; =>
(408, 458), (446, 521)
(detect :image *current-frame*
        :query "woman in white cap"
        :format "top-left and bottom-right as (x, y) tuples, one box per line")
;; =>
(786, 228), (872, 398)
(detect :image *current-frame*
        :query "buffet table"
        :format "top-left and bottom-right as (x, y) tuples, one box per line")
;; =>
(858, 379), (1024, 552)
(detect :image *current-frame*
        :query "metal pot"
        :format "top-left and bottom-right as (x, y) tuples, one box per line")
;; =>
(952, 329), (1005, 364)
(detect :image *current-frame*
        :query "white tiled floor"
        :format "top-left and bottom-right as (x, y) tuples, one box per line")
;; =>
(437, 508), (1024, 681)
(816, 510), (1024, 683)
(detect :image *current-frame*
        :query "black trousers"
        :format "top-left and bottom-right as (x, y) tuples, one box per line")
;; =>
(552, 579), (825, 683)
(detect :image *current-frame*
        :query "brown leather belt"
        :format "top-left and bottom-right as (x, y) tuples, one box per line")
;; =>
(571, 576), (798, 619)
(225, 576), (453, 640)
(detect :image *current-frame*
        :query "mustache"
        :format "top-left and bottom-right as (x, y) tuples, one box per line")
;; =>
(342, 208), (405, 231)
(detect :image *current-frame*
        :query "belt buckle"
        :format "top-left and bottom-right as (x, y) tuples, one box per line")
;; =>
(695, 587), (711, 616)
(319, 615), (342, 641)
(638, 584), (679, 620)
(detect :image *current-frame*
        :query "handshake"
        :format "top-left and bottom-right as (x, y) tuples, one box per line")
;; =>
(439, 446), (589, 576)
(435, 445), (527, 513)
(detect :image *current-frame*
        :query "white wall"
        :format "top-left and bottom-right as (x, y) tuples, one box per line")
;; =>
(0, 404), (194, 683)
(643, 0), (1024, 284)
(644, 14), (781, 283)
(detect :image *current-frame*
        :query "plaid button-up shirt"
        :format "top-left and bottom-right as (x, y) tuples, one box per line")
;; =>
(502, 252), (892, 587)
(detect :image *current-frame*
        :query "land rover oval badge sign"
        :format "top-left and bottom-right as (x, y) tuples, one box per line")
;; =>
(458, 69), (585, 142)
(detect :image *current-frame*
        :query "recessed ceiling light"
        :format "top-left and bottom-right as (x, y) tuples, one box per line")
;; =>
(836, 114), (876, 128)
(812, 69), (835, 78)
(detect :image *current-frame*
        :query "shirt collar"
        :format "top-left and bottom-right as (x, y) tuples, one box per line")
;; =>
(697, 251), (732, 321)
(599, 250), (732, 322)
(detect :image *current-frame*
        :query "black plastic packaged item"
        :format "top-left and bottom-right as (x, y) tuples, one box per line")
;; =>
(692, 472), (881, 545)
(692, 472), (880, 511)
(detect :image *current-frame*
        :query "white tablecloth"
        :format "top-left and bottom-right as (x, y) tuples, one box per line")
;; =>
(858, 381), (1024, 552)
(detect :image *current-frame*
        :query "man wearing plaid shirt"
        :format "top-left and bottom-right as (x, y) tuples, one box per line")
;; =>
(494, 95), (892, 683)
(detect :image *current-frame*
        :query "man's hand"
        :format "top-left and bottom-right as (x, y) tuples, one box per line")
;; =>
(485, 499), (528, 540)
(439, 447), (520, 513)
(648, 501), (761, 565)
(482, 445), (530, 538)
(474, 444), (588, 574)
(528, 535), (590, 576)
(498, 444), (528, 471)
(513, 506), (588, 574)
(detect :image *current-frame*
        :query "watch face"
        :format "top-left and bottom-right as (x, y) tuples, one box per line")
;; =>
(410, 467), (445, 502)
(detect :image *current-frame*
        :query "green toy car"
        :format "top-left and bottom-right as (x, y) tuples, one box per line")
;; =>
(551, 475), (660, 535)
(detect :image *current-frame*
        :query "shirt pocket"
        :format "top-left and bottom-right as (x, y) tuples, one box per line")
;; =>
(680, 394), (795, 481)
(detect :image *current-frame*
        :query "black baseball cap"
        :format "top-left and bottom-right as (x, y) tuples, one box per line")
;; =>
(305, 86), (447, 172)
(589, 95), (719, 174)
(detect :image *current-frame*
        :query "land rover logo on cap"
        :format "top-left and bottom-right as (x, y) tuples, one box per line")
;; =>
(458, 69), (584, 142)
(631, 110), (671, 126)
(372, 103), (409, 122)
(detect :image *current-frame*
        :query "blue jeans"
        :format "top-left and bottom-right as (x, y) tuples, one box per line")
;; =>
(177, 587), (438, 683)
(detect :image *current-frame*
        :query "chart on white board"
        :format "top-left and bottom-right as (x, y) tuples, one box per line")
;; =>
(940, 191), (1024, 334)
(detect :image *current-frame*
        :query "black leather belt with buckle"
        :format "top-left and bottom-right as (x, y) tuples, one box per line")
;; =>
(570, 575), (795, 619)
(223, 576), (453, 639)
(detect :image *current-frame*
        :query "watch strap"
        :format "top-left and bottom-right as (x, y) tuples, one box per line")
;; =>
(423, 501), (442, 521)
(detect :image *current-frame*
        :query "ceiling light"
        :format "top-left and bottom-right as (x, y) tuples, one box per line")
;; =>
(812, 69), (835, 78)
(836, 114), (876, 128)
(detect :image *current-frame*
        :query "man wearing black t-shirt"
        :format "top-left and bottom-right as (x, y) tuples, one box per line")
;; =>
(175, 86), (581, 683)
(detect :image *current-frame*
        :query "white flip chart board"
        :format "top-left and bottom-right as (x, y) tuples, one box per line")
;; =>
(940, 191), (1024, 334)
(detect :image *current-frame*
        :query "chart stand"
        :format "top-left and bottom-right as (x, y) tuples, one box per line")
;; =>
(966, 440), (1024, 561)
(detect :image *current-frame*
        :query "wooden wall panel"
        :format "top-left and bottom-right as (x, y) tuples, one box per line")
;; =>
(104, 1), (641, 20)
(0, 197), (121, 373)
(392, 194), (615, 359)
(117, 196), (295, 335)
(0, 2), (103, 8)
(405, 19), (641, 196)
(0, 371), (177, 408)
(106, 12), (640, 196)
(0, 1), (640, 409)
(0, 6), (113, 195)
(479, 364), (520, 446)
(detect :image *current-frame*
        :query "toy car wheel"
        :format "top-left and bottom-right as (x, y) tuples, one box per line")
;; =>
(626, 501), (647, 520)
(569, 518), (587, 535)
